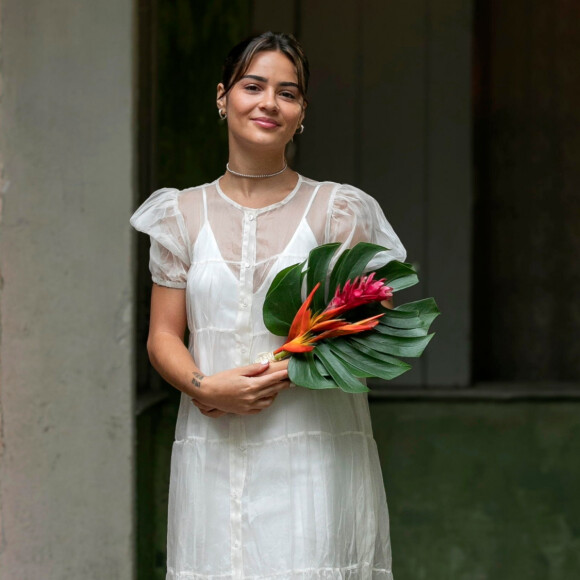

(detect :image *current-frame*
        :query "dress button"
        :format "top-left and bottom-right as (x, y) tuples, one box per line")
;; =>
(248, 214), (255, 221)
(244, 262), (250, 269)
(241, 300), (247, 308)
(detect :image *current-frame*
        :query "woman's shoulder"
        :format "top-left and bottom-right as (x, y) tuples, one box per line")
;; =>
(299, 176), (376, 211)
(144, 181), (215, 211)
(299, 174), (340, 189)
(175, 182), (210, 208)
(158, 181), (212, 208)
(130, 181), (213, 236)
(132, 183), (202, 210)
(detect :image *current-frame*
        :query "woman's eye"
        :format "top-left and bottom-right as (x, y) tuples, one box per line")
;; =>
(280, 91), (297, 100)
(244, 84), (261, 92)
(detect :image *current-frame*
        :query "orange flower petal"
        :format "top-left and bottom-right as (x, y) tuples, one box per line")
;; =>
(287, 283), (320, 340)
(313, 314), (383, 341)
(310, 319), (345, 332)
(274, 334), (315, 354)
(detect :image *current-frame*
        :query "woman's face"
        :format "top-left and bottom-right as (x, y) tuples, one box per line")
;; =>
(217, 50), (306, 151)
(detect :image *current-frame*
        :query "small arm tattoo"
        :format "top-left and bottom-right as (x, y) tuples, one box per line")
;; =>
(191, 372), (205, 388)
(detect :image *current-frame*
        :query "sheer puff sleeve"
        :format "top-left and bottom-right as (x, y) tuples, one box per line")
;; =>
(326, 183), (407, 264)
(130, 187), (191, 289)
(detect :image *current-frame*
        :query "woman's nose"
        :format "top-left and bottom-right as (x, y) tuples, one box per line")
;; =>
(259, 88), (279, 112)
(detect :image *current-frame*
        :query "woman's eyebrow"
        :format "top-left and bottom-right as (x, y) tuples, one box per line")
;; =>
(241, 74), (299, 88)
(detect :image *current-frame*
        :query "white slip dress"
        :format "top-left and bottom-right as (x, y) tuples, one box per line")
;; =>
(130, 174), (407, 580)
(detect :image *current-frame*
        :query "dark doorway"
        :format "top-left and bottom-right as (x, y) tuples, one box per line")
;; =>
(473, 0), (580, 382)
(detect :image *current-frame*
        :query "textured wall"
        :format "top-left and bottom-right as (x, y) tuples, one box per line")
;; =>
(371, 401), (580, 580)
(0, 1), (134, 578)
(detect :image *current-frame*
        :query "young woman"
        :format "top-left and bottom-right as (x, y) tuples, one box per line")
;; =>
(131, 31), (406, 580)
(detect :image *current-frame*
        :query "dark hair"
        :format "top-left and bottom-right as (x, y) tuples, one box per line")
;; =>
(220, 31), (309, 104)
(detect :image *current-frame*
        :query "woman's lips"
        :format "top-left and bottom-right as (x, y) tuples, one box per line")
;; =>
(252, 118), (280, 128)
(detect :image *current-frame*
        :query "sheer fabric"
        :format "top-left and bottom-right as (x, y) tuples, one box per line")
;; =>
(130, 175), (406, 580)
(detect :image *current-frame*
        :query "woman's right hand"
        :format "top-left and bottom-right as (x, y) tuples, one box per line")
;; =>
(191, 360), (290, 416)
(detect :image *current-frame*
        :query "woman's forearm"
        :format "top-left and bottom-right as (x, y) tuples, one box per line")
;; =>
(147, 331), (202, 398)
(147, 331), (289, 416)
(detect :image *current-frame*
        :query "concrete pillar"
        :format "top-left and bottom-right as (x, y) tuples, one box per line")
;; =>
(0, 1), (134, 578)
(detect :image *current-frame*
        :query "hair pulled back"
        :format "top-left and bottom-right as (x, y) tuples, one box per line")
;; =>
(220, 32), (309, 104)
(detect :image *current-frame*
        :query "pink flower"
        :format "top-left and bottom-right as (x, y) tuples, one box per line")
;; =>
(327, 273), (393, 315)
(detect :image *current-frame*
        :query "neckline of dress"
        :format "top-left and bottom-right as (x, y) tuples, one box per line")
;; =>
(214, 173), (303, 212)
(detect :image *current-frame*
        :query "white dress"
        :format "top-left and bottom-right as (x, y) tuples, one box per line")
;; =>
(130, 175), (406, 580)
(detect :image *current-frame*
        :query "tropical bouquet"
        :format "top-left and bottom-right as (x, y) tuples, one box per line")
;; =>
(261, 242), (439, 392)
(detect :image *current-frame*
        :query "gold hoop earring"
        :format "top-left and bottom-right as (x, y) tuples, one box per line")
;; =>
(295, 124), (304, 135)
(218, 109), (227, 120)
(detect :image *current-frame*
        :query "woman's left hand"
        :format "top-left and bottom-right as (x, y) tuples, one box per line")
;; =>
(191, 359), (289, 418)
(191, 400), (227, 418)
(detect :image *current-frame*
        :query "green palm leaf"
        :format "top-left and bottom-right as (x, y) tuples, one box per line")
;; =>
(378, 298), (440, 337)
(289, 352), (336, 389)
(306, 243), (340, 311)
(263, 261), (305, 335)
(351, 333), (435, 358)
(328, 340), (411, 380)
(394, 298), (440, 327)
(314, 343), (369, 393)
(375, 324), (429, 338)
(373, 260), (418, 292)
(344, 337), (410, 367)
(377, 308), (425, 328)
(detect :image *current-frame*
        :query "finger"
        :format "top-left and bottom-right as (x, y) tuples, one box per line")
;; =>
(257, 360), (289, 377)
(252, 381), (290, 400)
(254, 376), (290, 396)
(199, 406), (225, 416)
(254, 395), (277, 409)
(201, 408), (225, 418)
(250, 369), (289, 390)
(248, 379), (290, 401)
(268, 359), (289, 371)
(248, 381), (293, 407)
(192, 399), (217, 412)
(240, 361), (270, 377)
(247, 391), (282, 412)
